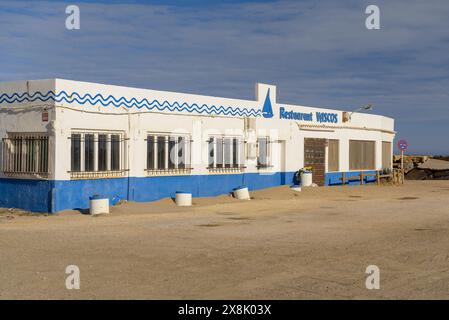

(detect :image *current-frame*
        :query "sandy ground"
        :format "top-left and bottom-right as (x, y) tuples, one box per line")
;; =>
(1, 180), (449, 299)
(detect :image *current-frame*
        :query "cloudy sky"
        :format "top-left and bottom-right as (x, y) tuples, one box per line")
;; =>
(1, 0), (448, 154)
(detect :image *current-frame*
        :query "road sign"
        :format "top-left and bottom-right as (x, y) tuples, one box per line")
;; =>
(397, 139), (408, 151)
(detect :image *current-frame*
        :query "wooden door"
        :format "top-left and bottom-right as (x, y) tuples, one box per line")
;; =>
(304, 138), (326, 186)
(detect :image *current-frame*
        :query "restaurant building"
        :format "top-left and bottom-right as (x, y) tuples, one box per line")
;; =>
(0, 79), (395, 213)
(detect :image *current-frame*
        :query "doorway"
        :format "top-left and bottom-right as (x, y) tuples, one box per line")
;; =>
(304, 138), (326, 186)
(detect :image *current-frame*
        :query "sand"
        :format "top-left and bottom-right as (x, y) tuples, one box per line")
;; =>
(1, 180), (449, 299)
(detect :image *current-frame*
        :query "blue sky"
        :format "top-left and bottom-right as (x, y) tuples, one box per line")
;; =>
(1, 0), (448, 154)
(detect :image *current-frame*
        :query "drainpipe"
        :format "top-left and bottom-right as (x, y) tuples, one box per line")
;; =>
(126, 111), (131, 202)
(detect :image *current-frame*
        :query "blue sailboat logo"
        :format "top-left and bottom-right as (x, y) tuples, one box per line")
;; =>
(262, 89), (274, 118)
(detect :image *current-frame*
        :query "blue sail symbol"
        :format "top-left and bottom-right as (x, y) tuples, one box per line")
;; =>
(262, 89), (273, 118)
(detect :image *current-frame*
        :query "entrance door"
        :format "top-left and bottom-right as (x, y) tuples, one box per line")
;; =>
(304, 138), (326, 186)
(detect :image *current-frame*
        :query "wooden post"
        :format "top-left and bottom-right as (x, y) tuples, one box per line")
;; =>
(342, 172), (346, 186)
(376, 171), (380, 186)
(360, 172), (364, 185)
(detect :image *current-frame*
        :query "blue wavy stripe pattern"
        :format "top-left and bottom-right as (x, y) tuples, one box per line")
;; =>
(0, 90), (262, 117)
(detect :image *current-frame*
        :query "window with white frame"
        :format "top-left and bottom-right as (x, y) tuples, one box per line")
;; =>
(1, 133), (49, 177)
(208, 136), (244, 171)
(146, 134), (191, 174)
(70, 132), (125, 179)
(257, 137), (271, 168)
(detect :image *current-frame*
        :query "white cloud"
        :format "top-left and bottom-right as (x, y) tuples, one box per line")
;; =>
(0, 0), (448, 153)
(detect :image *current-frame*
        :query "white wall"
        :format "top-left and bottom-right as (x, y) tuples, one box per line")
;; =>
(0, 79), (396, 181)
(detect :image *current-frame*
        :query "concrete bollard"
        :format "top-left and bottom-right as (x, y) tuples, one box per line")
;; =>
(175, 192), (192, 206)
(89, 195), (109, 215)
(233, 186), (250, 200)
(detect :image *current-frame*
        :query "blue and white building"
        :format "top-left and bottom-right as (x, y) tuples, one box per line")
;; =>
(0, 79), (395, 213)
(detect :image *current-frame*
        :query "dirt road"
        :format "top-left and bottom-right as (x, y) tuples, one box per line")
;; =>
(1, 181), (449, 299)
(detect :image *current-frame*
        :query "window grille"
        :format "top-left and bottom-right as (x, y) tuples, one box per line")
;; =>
(69, 132), (126, 179)
(2, 134), (49, 177)
(146, 134), (192, 175)
(208, 136), (244, 173)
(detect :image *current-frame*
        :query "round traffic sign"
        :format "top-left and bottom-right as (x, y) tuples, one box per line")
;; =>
(397, 139), (408, 151)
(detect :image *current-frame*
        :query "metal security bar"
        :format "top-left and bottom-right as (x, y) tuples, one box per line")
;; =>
(207, 136), (245, 171)
(2, 135), (49, 177)
(145, 134), (193, 175)
(68, 132), (127, 179)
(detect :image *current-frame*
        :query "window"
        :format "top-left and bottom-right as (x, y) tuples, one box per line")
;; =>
(71, 134), (81, 172)
(232, 138), (238, 166)
(208, 138), (215, 168)
(382, 141), (392, 169)
(224, 138), (232, 168)
(98, 134), (108, 171)
(111, 135), (121, 171)
(147, 135), (155, 170)
(70, 132), (125, 179)
(84, 134), (95, 172)
(146, 134), (191, 174)
(257, 137), (271, 168)
(177, 136), (186, 169)
(328, 139), (339, 172)
(208, 136), (243, 171)
(157, 136), (166, 170)
(168, 137), (176, 169)
(2, 134), (49, 177)
(215, 137), (223, 168)
(349, 140), (375, 170)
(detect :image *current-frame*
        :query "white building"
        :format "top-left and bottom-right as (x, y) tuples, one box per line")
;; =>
(0, 79), (395, 213)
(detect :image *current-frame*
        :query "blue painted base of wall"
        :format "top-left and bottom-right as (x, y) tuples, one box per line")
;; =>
(0, 170), (376, 213)
(325, 171), (377, 186)
(0, 178), (55, 213)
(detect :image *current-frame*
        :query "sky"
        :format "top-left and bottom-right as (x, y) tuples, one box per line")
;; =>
(0, 0), (448, 155)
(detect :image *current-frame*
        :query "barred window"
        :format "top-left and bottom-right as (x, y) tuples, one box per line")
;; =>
(349, 140), (375, 170)
(70, 132), (125, 179)
(257, 137), (271, 168)
(1, 134), (49, 177)
(208, 136), (244, 171)
(146, 134), (191, 174)
(328, 139), (339, 172)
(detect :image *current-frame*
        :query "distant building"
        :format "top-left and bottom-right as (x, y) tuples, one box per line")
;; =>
(0, 79), (395, 212)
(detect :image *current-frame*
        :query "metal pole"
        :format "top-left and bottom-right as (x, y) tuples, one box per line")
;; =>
(401, 150), (404, 182)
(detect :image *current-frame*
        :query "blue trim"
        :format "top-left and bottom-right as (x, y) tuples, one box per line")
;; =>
(0, 91), (262, 118)
(325, 171), (377, 186)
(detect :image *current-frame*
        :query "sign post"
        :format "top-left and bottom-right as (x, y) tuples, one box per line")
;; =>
(397, 139), (408, 182)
